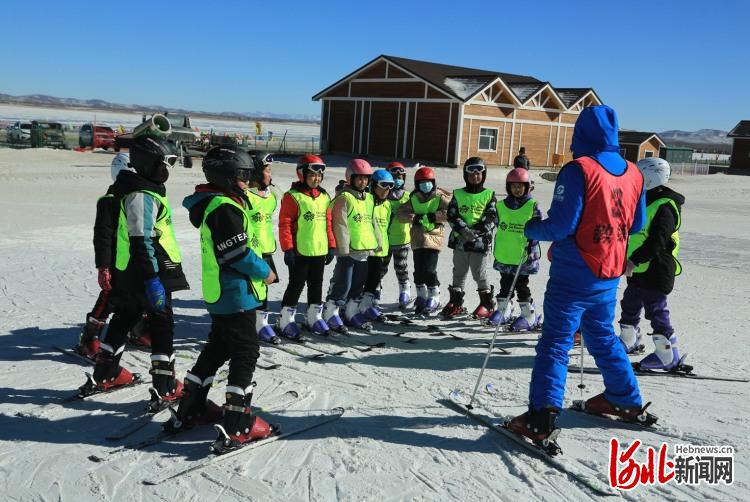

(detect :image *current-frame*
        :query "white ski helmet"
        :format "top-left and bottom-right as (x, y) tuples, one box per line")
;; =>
(637, 157), (670, 191)
(110, 152), (134, 181)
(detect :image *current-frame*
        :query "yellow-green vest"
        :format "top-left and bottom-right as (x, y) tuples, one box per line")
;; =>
(453, 188), (494, 227)
(627, 198), (682, 276)
(373, 200), (392, 257)
(289, 189), (330, 256)
(115, 190), (182, 272)
(410, 194), (441, 233)
(245, 189), (277, 254)
(335, 191), (377, 251)
(388, 191), (411, 246)
(494, 199), (535, 265)
(200, 196), (267, 304)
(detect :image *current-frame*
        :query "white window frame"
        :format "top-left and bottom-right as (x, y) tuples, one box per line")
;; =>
(644, 150), (654, 158)
(478, 126), (499, 152)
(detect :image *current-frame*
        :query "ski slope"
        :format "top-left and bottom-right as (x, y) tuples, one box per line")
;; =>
(0, 148), (747, 501)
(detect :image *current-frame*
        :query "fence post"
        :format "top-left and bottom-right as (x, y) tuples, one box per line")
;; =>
(694, 162), (697, 176)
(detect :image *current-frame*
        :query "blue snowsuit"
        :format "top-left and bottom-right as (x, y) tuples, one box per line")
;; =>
(524, 105), (647, 411)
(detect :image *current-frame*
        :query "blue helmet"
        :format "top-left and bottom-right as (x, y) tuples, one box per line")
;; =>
(371, 169), (395, 190)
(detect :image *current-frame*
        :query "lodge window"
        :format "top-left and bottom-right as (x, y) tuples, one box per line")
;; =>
(478, 127), (498, 152)
(644, 150), (654, 158)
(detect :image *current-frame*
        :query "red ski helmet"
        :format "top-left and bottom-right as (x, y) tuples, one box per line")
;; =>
(506, 167), (532, 196)
(296, 153), (326, 182)
(414, 166), (435, 183)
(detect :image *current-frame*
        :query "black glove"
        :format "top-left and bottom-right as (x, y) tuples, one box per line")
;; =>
(284, 250), (296, 267)
(325, 248), (335, 265)
(426, 212), (437, 223)
(412, 213), (422, 225)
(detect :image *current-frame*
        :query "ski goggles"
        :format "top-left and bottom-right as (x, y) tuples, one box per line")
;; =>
(236, 168), (253, 182)
(374, 180), (395, 190)
(388, 166), (406, 175)
(464, 163), (485, 173)
(257, 153), (273, 166)
(162, 155), (178, 168)
(304, 163), (326, 173)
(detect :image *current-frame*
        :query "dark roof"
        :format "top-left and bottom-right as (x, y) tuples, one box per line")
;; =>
(728, 120), (750, 138)
(555, 88), (592, 107)
(619, 131), (665, 146)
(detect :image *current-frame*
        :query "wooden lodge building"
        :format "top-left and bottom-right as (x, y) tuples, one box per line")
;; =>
(728, 120), (750, 175)
(312, 55), (603, 168)
(618, 131), (665, 163)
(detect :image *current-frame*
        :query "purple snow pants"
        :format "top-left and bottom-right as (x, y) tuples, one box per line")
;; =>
(619, 284), (673, 335)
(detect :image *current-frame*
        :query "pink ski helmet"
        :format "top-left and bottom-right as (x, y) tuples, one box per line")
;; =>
(345, 158), (373, 183)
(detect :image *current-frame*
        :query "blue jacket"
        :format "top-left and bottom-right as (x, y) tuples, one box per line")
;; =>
(525, 106), (646, 291)
(183, 187), (270, 315)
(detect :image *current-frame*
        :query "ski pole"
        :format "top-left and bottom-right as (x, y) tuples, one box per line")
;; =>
(467, 248), (528, 410)
(577, 334), (586, 400)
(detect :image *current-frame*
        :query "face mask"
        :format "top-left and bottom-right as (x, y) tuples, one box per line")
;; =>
(418, 181), (433, 194)
(394, 178), (404, 189)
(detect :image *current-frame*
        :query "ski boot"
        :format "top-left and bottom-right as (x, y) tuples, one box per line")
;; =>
(510, 301), (542, 332)
(256, 311), (281, 344)
(148, 354), (183, 413)
(344, 298), (372, 331)
(440, 286), (465, 319)
(127, 315), (151, 349)
(323, 300), (348, 334)
(488, 298), (515, 326)
(580, 393), (658, 426)
(79, 345), (136, 396)
(638, 334), (680, 371)
(573, 331), (582, 348)
(413, 284), (428, 315)
(358, 291), (383, 322)
(164, 372), (223, 433)
(472, 286), (496, 320)
(425, 286), (441, 315)
(305, 303), (331, 336)
(506, 407), (562, 455)
(74, 316), (103, 360)
(211, 384), (276, 454)
(398, 281), (412, 310)
(619, 324), (644, 354)
(277, 306), (302, 340)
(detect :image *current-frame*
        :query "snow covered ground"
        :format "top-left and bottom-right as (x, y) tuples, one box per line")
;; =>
(0, 148), (747, 501)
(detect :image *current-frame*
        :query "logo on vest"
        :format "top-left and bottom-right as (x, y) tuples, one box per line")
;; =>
(499, 222), (508, 231)
(303, 211), (315, 221)
(251, 212), (264, 223)
(353, 213), (363, 223)
(459, 204), (469, 214)
(250, 234), (260, 248)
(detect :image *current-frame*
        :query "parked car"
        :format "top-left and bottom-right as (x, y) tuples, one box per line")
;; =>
(79, 123), (117, 150)
(30, 121), (67, 149)
(7, 121), (32, 144)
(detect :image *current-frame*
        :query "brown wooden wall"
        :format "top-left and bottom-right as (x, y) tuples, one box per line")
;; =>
(638, 138), (662, 159)
(730, 138), (750, 173)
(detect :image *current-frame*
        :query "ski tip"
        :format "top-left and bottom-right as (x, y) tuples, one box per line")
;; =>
(88, 454), (105, 463)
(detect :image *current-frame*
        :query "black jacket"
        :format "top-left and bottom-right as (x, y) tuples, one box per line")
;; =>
(111, 171), (189, 294)
(93, 185), (118, 269)
(627, 186), (685, 294)
(447, 185), (497, 254)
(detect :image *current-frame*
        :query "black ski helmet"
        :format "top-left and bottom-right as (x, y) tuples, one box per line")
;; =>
(248, 150), (273, 188)
(463, 156), (487, 185)
(202, 146), (253, 196)
(129, 136), (176, 183)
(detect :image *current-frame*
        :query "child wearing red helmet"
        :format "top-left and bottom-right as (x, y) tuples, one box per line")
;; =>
(276, 154), (336, 339)
(396, 166), (451, 315)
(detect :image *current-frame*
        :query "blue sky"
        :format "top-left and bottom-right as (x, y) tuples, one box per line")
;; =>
(1, 0), (747, 131)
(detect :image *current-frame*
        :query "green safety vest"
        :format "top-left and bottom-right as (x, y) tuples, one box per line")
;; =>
(453, 188), (494, 226)
(245, 189), (277, 254)
(388, 191), (411, 246)
(115, 190), (182, 272)
(410, 194), (441, 233)
(335, 191), (377, 251)
(494, 199), (535, 265)
(289, 189), (330, 256)
(200, 196), (267, 304)
(373, 200), (392, 257)
(627, 198), (682, 276)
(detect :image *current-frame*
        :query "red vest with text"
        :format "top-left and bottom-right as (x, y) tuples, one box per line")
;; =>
(574, 157), (643, 279)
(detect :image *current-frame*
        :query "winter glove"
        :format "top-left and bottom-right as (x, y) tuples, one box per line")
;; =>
(144, 277), (166, 311)
(325, 248), (335, 265)
(459, 227), (477, 241)
(425, 212), (437, 223)
(625, 260), (637, 277)
(284, 250), (296, 268)
(97, 267), (112, 291)
(468, 239), (486, 252)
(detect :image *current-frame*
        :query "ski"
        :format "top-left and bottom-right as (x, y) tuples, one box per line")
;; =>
(569, 365), (748, 383)
(261, 341), (326, 360)
(141, 406), (345, 485)
(480, 341), (511, 355)
(306, 329), (385, 353)
(88, 389), (307, 462)
(53, 345), (96, 365)
(64, 373), (145, 403)
(445, 389), (617, 497)
(289, 337), (348, 357)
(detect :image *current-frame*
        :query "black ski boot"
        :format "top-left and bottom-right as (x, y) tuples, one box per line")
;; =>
(148, 355), (183, 413)
(164, 373), (223, 432)
(506, 406), (562, 455)
(211, 385), (276, 454)
(472, 286), (496, 320)
(440, 286), (465, 319)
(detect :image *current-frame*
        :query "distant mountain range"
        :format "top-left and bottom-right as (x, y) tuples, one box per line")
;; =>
(657, 129), (732, 153)
(0, 92), (320, 124)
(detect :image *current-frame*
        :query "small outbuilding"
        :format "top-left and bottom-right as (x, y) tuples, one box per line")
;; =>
(659, 145), (694, 164)
(618, 131), (665, 163)
(728, 120), (750, 175)
(312, 55), (602, 167)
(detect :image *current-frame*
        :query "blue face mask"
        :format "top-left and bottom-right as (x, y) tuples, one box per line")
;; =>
(418, 181), (433, 194)
(394, 178), (404, 189)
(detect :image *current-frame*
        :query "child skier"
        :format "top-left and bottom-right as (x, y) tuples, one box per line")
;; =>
(323, 158), (379, 331)
(489, 168), (543, 331)
(396, 166), (451, 315)
(277, 154), (336, 339)
(245, 151), (282, 344)
(174, 146), (277, 450)
(619, 157), (685, 371)
(358, 169), (395, 321)
(79, 136), (189, 413)
(442, 157), (498, 320)
(384, 162), (413, 309)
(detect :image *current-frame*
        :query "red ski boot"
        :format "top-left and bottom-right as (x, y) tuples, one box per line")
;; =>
(79, 366), (137, 396)
(506, 407), (562, 455)
(211, 387), (276, 454)
(75, 317), (104, 360)
(127, 315), (152, 349)
(472, 286), (496, 319)
(164, 373), (223, 432)
(580, 393), (658, 426)
(148, 355), (183, 413)
(440, 286), (465, 319)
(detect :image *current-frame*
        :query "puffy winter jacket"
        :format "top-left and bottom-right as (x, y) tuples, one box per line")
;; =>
(396, 187), (451, 251)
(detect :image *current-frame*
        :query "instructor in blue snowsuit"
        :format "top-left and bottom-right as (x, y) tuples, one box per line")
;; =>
(508, 105), (654, 443)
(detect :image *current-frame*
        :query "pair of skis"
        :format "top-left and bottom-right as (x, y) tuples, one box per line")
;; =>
(568, 361), (748, 383)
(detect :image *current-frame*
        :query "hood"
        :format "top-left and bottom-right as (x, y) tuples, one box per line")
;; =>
(112, 170), (165, 199)
(183, 184), (245, 229)
(646, 185), (685, 207)
(340, 185), (366, 200)
(571, 105), (620, 158)
(389, 187), (407, 200)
